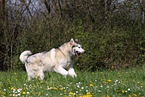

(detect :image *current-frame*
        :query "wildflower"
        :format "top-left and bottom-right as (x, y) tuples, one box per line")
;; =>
(133, 94), (137, 97)
(103, 81), (106, 83)
(54, 88), (58, 90)
(87, 92), (91, 95)
(90, 84), (93, 86)
(107, 80), (112, 82)
(11, 87), (14, 90)
(14, 73), (16, 75)
(122, 90), (125, 93)
(119, 75), (122, 76)
(128, 88), (131, 91)
(69, 92), (73, 95)
(39, 92), (41, 96)
(40, 81), (43, 83)
(140, 83), (143, 85)
(59, 88), (63, 90)
(23, 92), (26, 94)
(50, 87), (53, 89)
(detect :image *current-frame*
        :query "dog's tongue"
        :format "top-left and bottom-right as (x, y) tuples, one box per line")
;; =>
(76, 52), (80, 56)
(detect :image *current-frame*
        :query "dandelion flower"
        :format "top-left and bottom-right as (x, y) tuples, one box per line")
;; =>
(107, 80), (112, 82)
(133, 94), (137, 97)
(69, 92), (73, 95)
(90, 84), (93, 86)
(22, 92), (26, 94)
(50, 87), (53, 89)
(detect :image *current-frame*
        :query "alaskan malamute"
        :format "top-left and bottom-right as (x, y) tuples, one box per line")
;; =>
(20, 38), (85, 80)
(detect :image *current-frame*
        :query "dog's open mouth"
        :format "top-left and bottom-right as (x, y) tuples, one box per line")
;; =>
(76, 51), (80, 56)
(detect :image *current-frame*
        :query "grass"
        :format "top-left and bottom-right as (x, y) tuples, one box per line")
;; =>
(0, 66), (145, 97)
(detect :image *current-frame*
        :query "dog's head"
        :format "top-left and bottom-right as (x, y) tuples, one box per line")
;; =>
(70, 38), (85, 56)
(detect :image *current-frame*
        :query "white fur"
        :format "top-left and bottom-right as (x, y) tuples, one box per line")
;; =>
(19, 51), (32, 64)
(19, 38), (85, 80)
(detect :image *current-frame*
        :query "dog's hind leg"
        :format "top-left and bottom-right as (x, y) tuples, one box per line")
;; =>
(54, 65), (68, 77)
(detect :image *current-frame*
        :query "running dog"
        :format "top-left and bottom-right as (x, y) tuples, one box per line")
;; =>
(20, 38), (85, 80)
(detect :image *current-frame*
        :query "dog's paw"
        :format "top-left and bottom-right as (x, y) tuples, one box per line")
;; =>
(70, 73), (77, 78)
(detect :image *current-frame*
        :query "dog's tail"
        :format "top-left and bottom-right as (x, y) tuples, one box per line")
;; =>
(19, 50), (32, 64)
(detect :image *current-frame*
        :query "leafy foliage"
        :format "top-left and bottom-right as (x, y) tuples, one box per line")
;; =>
(0, 0), (145, 71)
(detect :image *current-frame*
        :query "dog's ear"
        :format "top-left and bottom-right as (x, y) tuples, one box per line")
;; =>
(70, 38), (74, 45)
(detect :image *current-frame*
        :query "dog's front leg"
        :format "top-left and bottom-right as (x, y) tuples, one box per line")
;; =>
(54, 65), (68, 77)
(68, 68), (77, 78)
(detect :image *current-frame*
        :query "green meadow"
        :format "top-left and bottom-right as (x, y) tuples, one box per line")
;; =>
(0, 66), (144, 97)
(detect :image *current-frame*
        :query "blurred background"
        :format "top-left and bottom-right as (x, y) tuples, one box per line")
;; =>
(0, 0), (145, 71)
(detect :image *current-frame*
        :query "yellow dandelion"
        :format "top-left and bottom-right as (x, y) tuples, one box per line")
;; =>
(39, 92), (41, 96)
(116, 90), (119, 92)
(11, 87), (14, 90)
(54, 88), (57, 90)
(103, 81), (106, 83)
(64, 90), (67, 92)
(69, 92), (73, 95)
(107, 80), (112, 82)
(23, 92), (26, 94)
(129, 95), (131, 97)
(9, 94), (12, 96)
(86, 92), (91, 95)
(2, 92), (6, 95)
(32, 92), (34, 94)
(90, 84), (93, 86)
(92, 72), (94, 74)
(112, 66), (113, 68)
(50, 87), (53, 89)
(64, 96), (69, 97)
(16, 79), (18, 81)
(122, 83), (125, 85)
(122, 90), (124, 93)
(40, 81), (43, 83)
(14, 73), (16, 75)
(140, 83), (143, 85)
(119, 75), (122, 76)
(59, 88), (63, 90)
(133, 94), (137, 97)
